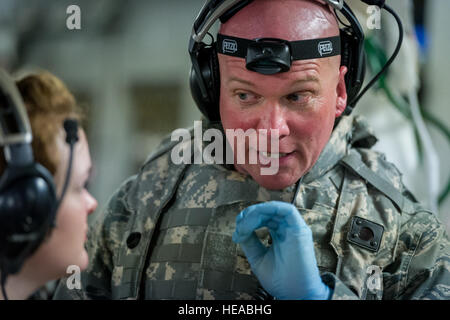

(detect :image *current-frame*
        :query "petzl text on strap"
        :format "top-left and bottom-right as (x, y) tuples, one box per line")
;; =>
(217, 34), (341, 60)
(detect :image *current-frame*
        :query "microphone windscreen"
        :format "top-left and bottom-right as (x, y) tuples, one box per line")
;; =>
(63, 118), (79, 144)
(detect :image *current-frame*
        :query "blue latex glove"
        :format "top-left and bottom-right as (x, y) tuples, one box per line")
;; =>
(232, 201), (332, 300)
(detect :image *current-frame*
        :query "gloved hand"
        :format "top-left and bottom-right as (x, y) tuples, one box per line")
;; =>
(232, 201), (332, 300)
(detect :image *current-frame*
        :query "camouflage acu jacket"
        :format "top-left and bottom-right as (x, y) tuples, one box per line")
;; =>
(54, 114), (449, 300)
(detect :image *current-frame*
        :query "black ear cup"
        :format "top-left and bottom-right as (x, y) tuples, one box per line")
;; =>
(339, 3), (366, 110)
(189, 44), (221, 122)
(210, 45), (221, 109)
(0, 162), (57, 275)
(0, 68), (64, 282)
(340, 28), (365, 106)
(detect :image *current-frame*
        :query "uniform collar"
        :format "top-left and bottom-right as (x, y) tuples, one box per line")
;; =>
(303, 114), (378, 184)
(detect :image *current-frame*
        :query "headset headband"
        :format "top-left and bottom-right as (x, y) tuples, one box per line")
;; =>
(0, 70), (32, 146)
(0, 70), (33, 165)
(191, 0), (344, 45)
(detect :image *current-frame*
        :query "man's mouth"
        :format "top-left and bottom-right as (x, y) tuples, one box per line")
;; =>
(259, 151), (290, 159)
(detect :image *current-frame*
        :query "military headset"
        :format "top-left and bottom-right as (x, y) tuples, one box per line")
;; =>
(189, 0), (403, 122)
(0, 69), (79, 300)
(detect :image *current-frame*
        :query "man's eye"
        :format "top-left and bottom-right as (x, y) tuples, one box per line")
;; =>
(286, 92), (311, 104)
(238, 93), (249, 100)
(286, 93), (303, 101)
(236, 92), (258, 105)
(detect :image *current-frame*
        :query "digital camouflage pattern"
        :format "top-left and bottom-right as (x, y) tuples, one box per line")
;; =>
(54, 114), (450, 300)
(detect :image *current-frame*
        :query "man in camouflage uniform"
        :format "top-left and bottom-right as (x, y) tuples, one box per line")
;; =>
(55, 0), (449, 300)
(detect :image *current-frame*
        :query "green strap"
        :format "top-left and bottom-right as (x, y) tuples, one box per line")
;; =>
(340, 152), (408, 212)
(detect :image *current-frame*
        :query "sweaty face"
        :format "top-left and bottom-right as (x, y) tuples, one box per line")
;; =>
(220, 55), (347, 190)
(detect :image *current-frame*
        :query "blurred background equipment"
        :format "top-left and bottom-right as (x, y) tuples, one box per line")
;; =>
(347, 0), (450, 231)
(0, 0), (448, 233)
(0, 0), (205, 214)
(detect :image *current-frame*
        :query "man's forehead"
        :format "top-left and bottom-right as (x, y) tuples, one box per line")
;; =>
(219, 53), (325, 82)
(219, 0), (339, 41)
(222, 54), (321, 70)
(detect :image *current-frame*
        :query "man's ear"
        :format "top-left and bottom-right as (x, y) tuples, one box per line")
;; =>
(335, 65), (348, 118)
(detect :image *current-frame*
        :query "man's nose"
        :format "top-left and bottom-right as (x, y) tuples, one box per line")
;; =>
(256, 102), (290, 139)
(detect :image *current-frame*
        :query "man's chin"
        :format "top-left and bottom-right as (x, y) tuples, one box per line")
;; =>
(251, 169), (301, 190)
(255, 176), (298, 190)
(235, 163), (303, 190)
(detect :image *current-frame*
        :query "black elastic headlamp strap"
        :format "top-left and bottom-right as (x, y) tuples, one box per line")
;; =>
(217, 34), (341, 59)
(216, 34), (341, 75)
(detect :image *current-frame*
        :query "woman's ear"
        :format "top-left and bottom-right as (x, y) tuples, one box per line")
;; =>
(335, 65), (348, 117)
